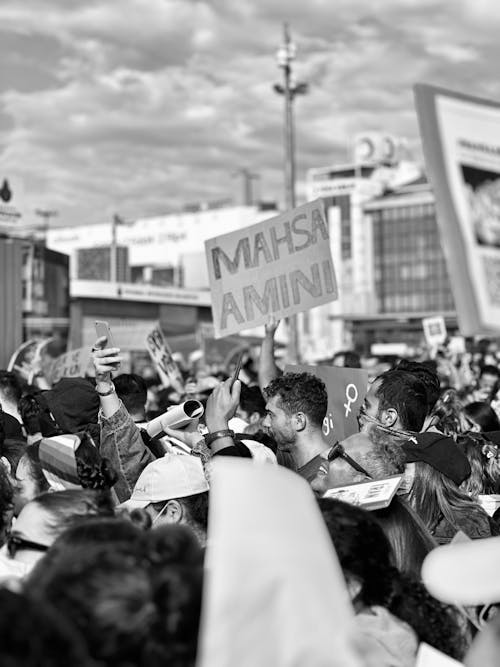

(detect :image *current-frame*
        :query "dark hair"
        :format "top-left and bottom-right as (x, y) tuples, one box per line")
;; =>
(0, 589), (92, 667)
(151, 491), (209, 535)
(21, 444), (51, 495)
(18, 391), (62, 437)
(375, 370), (427, 432)
(464, 402), (500, 432)
(395, 360), (440, 414)
(0, 462), (13, 544)
(428, 389), (470, 436)
(75, 432), (118, 490)
(1, 437), (27, 475)
(33, 489), (115, 539)
(28, 526), (203, 667)
(332, 350), (362, 368)
(239, 384), (266, 418)
(372, 496), (437, 579)
(264, 372), (327, 429)
(318, 498), (467, 660)
(0, 371), (22, 404)
(29, 518), (146, 588)
(114, 373), (148, 416)
(456, 433), (500, 497)
(479, 364), (500, 378)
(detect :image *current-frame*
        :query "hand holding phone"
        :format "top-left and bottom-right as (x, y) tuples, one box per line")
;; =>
(94, 320), (121, 371)
(95, 320), (116, 348)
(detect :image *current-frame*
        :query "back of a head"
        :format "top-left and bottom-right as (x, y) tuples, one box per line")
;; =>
(114, 373), (148, 416)
(264, 372), (327, 429)
(42, 378), (99, 434)
(332, 350), (361, 368)
(464, 401), (500, 432)
(318, 497), (466, 660)
(239, 383), (266, 418)
(376, 369), (427, 432)
(395, 360), (440, 414)
(0, 371), (22, 404)
(480, 364), (500, 379)
(0, 588), (92, 667)
(34, 489), (115, 539)
(75, 432), (118, 490)
(29, 544), (157, 667)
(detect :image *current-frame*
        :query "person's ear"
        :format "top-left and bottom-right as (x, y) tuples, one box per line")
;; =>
(249, 411), (261, 425)
(380, 408), (398, 428)
(165, 500), (183, 523)
(293, 412), (307, 432)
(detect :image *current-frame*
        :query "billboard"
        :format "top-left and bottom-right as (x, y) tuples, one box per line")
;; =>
(415, 84), (500, 334)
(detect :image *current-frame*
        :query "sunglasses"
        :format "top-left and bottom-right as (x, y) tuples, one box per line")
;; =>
(7, 534), (50, 559)
(327, 442), (372, 479)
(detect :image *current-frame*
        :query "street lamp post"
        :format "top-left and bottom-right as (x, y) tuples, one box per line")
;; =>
(274, 23), (308, 363)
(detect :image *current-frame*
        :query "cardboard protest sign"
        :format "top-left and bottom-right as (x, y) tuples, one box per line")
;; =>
(49, 347), (91, 384)
(7, 339), (40, 382)
(422, 316), (447, 349)
(415, 644), (463, 667)
(205, 199), (338, 338)
(286, 364), (368, 442)
(323, 475), (403, 511)
(146, 324), (184, 392)
(415, 84), (500, 335)
(198, 459), (361, 667)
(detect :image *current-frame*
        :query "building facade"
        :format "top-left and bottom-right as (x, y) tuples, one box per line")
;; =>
(305, 153), (458, 357)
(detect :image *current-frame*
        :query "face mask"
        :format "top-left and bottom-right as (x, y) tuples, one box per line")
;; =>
(357, 410), (416, 441)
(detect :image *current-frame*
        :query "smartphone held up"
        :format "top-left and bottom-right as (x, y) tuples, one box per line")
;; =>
(94, 320), (121, 370)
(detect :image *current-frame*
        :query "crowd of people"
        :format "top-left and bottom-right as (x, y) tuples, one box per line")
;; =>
(1, 323), (500, 665)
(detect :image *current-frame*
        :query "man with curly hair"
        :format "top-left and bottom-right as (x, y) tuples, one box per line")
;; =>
(262, 372), (329, 483)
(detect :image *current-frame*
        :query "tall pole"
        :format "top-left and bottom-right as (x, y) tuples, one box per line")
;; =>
(274, 24), (307, 364)
(111, 214), (118, 283)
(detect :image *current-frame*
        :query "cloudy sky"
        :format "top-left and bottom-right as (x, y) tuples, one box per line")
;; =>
(2, 0), (500, 227)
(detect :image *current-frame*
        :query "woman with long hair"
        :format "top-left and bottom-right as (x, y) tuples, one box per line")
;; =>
(318, 498), (469, 664)
(406, 461), (493, 544)
(372, 496), (437, 579)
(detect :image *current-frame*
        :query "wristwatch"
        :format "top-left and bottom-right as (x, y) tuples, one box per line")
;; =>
(95, 381), (116, 397)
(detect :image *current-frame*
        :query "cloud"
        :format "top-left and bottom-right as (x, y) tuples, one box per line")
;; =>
(1, 0), (499, 226)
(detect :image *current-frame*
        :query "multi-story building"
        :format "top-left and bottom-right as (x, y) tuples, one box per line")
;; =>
(304, 135), (458, 358)
(0, 236), (70, 367)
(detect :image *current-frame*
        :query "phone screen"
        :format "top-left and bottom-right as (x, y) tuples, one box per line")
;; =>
(95, 320), (115, 348)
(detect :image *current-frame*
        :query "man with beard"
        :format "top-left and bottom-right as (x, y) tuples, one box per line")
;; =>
(262, 372), (329, 483)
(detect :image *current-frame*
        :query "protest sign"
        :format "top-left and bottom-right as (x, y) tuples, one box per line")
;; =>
(205, 199), (338, 338)
(198, 459), (361, 667)
(422, 316), (447, 349)
(286, 364), (368, 442)
(146, 324), (184, 392)
(49, 347), (91, 384)
(415, 644), (463, 667)
(415, 84), (500, 335)
(323, 475), (403, 511)
(7, 339), (40, 382)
